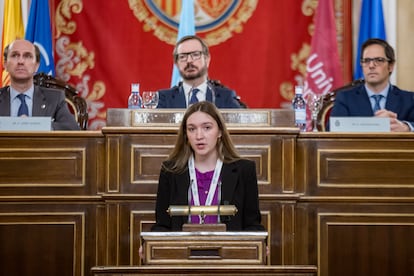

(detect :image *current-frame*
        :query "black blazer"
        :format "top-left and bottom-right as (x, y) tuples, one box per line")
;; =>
(0, 85), (80, 130)
(151, 159), (265, 231)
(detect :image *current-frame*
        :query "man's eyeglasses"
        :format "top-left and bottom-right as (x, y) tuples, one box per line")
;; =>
(176, 51), (204, 62)
(360, 57), (390, 66)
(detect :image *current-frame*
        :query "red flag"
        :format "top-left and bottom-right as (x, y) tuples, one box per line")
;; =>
(304, 0), (344, 131)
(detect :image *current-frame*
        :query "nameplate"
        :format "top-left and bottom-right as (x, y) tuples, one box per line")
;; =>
(0, 117), (52, 131)
(105, 108), (295, 128)
(330, 117), (390, 132)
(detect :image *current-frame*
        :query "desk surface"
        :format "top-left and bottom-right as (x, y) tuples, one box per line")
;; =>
(91, 265), (318, 275)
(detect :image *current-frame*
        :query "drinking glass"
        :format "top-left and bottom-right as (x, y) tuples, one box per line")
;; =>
(308, 94), (323, 132)
(142, 91), (159, 109)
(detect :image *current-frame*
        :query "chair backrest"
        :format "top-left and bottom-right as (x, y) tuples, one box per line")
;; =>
(33, 73), (88, 130)
(316, 79), (365, 131)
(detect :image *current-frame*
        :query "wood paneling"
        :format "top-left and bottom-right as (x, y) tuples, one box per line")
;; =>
(90, 265), (318, 276)
(297, 133), (414, 197)
(0, 132), (105, 276)
(295, 203), (414, 276)
(2, 130), (414, 276)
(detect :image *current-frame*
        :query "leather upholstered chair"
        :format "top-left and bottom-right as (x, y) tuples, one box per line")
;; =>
(316, 79), (365, 131)
(33, 73), (88, 130)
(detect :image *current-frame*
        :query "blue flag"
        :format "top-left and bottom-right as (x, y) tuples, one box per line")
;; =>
(170, 0), (195, 87)
(25, 0), (55, 76)
(354, 0), (386, 80)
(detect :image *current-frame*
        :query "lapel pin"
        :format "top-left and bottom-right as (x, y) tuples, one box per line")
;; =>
(41, 104), (46, 109)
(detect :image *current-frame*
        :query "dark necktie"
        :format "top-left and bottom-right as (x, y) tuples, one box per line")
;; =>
(17, 94), (29, 116)
(189, 88), (199, 105)
(371, 94), (383, 113)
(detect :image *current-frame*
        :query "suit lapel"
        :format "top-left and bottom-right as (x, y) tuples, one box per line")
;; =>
(355, 86), (375, 115)
(220, 162), (238, 204)
(206, 86), (213, 102)
(174, 86), (187, 108)
(176, 170), (191, 204)
(385, 85), (399, 112)
(32, 86), (47, 116)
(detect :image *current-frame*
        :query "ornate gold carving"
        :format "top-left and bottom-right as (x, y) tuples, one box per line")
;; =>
(302, 0), (318, 16)
(198, 0), (233, 17)
(66, 42), (95, 77)
(54, 0), (105, 129)
(205, 0), (258, 46)
(291, 43), (311, 77)
(280, 43), (312, 101)
(55, 0), (83, 37)
(280, 82), (294, 102)
(128, 0), (258, 46)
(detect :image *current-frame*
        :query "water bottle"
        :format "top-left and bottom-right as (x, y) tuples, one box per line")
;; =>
(128, 83), (142, 109)
(292, 85), (306, 131)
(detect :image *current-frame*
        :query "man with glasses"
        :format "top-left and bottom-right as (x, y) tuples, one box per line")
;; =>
(330, 38), (414, 131)
(157, 35), (242, 108)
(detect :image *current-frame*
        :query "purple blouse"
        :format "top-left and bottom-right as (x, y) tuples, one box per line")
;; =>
(190, 168), (220, 224)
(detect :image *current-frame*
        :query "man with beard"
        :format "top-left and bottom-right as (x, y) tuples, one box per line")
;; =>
(157, 35), (242, 108)
(330, 38), (414, 132)
(0, 39), (80, 130)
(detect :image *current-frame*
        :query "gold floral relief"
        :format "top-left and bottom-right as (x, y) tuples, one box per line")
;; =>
(280, 43), (312, 101)
(128, 0), (258, 47)
(85, 81), (107, 119)
(55, 0), (83, 37)
(64, 41), (95, 78)
(302, 0), (318, 16)
(280, 82), (294, 102)
(54, 0), (106, 128)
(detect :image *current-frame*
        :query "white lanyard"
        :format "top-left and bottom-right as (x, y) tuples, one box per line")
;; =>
(188, 155), (223, 207)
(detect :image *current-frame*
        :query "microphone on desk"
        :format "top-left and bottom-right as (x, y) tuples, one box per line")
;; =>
(167, 205), (237, 217)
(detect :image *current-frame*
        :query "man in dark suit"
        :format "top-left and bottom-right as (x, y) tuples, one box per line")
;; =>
(157, 35), (242, 109)
(0, 39), (79, 130)
(331, 38), (414, 131)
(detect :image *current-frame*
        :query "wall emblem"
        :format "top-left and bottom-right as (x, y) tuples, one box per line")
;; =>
(129, 0), (258, 46)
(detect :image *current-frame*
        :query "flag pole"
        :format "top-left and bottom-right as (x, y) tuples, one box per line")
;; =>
(170, 0), (195, 87)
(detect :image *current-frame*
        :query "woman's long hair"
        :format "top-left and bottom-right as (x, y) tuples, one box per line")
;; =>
(164, 101), (240, 174)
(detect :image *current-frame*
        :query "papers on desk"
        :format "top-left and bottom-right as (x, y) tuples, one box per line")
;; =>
(330, 117), (390, 132)
(0, 117), (52, 131)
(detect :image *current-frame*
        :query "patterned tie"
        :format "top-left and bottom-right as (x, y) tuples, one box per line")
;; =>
(371, 94), (383, 113)
(17, 94), (29, 116)
(189, 88), (199, 105)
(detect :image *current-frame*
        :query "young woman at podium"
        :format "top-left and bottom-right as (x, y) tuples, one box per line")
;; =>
(151, 101), (265, 231)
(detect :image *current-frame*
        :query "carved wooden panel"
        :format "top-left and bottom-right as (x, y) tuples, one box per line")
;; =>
(103, 199), (288, 266)
(295, 203), (414, 276)
(297, 135), (414, 197)
(0, 203), (104, 276)
(0, 133), (105, 197)
(105, 130), (297, 196)
(91, 265), (318, 276)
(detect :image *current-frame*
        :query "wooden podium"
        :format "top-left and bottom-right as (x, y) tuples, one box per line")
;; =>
(141, 231), (268, 266)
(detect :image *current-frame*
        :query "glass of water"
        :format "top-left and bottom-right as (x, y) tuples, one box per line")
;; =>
(142, 91), (159, 109)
